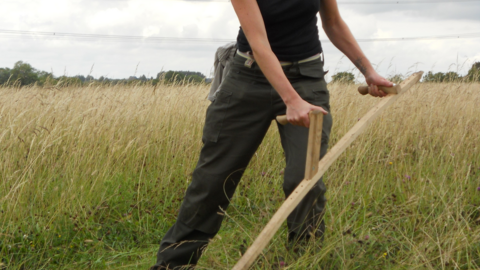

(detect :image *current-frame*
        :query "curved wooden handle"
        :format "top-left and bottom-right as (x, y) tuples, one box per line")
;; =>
(233, 72), (424, 270)
(276, 115), (288, 125)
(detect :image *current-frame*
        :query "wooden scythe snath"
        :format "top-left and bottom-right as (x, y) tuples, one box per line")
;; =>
(232, 72), (424, 270)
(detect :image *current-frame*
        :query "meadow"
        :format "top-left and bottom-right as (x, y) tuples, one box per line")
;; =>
(1, 80), (479, 269)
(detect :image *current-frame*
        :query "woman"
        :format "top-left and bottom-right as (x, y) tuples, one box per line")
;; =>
(151, 0), (392, 268)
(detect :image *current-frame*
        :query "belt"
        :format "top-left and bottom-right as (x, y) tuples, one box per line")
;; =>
(237, 50), (322, 68)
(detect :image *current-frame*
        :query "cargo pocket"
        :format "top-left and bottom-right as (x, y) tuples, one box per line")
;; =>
(296, 60), (329, 106)
(313, 78), (330, 112)
(202, 90), (232, 143)
(298, 59), (325, 79)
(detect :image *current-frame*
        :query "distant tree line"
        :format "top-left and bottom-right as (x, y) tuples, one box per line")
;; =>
(158, 71), (206, 84)
(2, 61), (479, 87)
(0, 61), (208, 87)
(0, 61), (53, 86)
(423, 62), (480, 82)
(329, 62), (480, 84)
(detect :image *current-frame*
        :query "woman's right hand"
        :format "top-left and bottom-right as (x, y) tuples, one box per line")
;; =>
(285, 96), (328, 128)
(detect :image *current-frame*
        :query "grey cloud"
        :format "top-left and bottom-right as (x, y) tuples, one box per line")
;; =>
(344, 2), (480, 21)
(2, 35), (219, 79)
(1, 0), (479, 82)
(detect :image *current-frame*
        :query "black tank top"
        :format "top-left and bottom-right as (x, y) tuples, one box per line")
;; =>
(236, 0), (322, 62)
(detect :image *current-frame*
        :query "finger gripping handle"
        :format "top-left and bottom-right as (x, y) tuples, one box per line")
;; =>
(358, 84), (400, 96)
(276, 110), (323, 126)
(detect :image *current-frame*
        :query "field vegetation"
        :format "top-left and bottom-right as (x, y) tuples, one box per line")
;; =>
(1, 79), (480, 269)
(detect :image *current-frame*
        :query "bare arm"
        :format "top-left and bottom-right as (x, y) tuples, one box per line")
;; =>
(231, 0), (327, 127)
(319, 0), (392, 97)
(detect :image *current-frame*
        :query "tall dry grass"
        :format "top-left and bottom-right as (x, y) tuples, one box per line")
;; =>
(0, 80), (479, 269)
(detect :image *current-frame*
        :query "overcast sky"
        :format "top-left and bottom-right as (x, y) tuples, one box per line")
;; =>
(1, 0), (480, 81)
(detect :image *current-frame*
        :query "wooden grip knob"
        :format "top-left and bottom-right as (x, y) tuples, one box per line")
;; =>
(358, 86), (369, 95)
(276, 115), (288, 125)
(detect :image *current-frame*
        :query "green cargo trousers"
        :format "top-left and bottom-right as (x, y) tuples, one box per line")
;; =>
(151, 52), (333, 269)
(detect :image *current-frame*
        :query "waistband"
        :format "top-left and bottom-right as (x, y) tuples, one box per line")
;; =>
(236, 50), (322, 68)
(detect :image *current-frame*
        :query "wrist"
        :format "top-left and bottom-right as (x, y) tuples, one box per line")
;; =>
(364, 68), (378, 80)
(354, 56), (374, 77)
(283, 92), (301, 106)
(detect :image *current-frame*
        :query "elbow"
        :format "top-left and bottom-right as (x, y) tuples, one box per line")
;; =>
(322, 17), (343, 35)
(249, 40), (272, 58)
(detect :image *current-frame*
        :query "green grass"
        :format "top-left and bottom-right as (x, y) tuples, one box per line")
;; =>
(1, 81), (480, 269)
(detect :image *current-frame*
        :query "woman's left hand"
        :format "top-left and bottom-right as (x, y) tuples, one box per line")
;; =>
(364, 71), (394, 97)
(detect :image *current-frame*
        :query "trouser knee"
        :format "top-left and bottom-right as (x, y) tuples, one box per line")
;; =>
(177, 167), (244, 234)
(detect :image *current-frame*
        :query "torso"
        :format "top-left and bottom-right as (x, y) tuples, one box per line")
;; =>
(236, 0), (322, 61)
